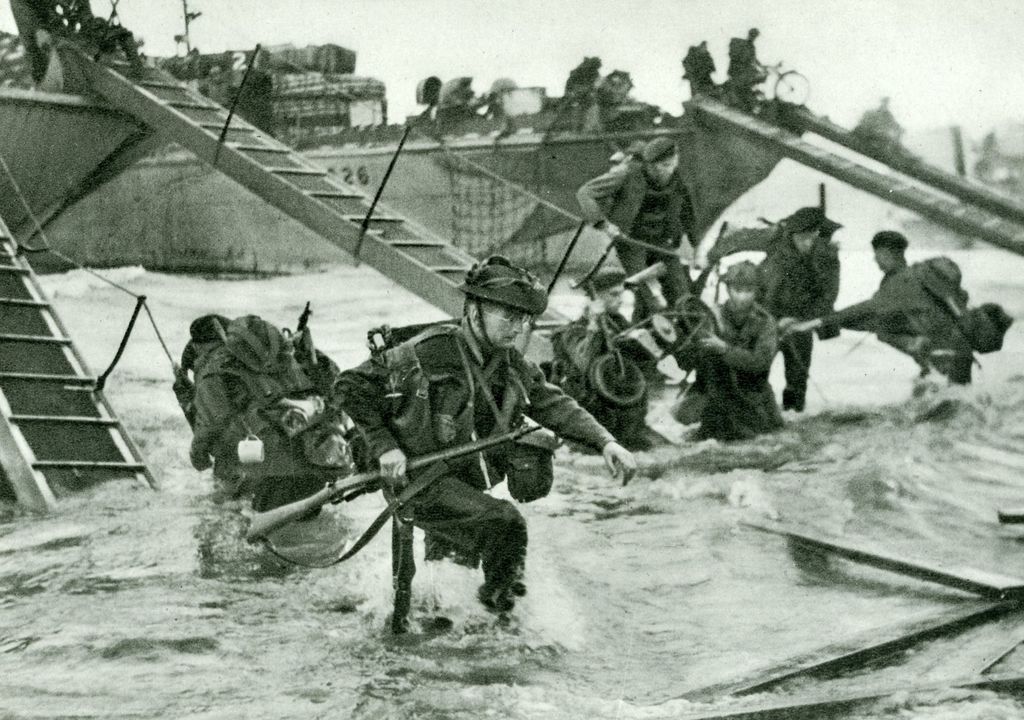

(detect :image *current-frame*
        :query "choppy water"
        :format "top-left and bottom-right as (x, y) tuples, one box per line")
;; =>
(3, 260), (1024, 719)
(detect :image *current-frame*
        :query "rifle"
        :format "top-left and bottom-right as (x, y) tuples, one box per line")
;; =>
(246, 423), (541, 542)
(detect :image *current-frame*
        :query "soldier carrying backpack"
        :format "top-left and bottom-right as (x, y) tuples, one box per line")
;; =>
(333, 255), (636, 617)
(789, 231), (1012, 385)
(182, 312), (353, 512)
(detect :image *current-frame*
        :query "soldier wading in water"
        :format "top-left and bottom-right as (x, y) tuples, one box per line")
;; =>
(334, 256), (636, 614)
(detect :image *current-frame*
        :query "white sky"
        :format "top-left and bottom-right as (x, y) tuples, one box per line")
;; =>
(2, 0), (1023, 133)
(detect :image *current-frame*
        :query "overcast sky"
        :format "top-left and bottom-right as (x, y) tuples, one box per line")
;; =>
(2, 0), (1023, 133)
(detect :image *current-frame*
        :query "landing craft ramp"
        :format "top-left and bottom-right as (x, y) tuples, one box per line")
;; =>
(0, 218), (153, 512)
(793, 108), (1024, 226)
(688, 96), (1024, 255)
(51, 44), (564, 325)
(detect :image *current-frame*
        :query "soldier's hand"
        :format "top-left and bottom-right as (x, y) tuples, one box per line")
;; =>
(698, 334), (728, 353)
(787, 319), (822, 335)
(602, 441), (637, 485)
(776, 317), (797, 334)
(378, 448), (408, 489)
(189, 446), (212, 472)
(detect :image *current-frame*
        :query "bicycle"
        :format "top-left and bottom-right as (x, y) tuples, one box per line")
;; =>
(761, 62), (810, 106)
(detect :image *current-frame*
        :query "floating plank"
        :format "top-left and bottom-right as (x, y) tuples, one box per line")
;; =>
(956, 441), (1024, 474)
(745, 521), (1024, 601)
(661, 673), (1024, 720)
(998, 508), (1024, 525)
(682, 600), (1013, 700)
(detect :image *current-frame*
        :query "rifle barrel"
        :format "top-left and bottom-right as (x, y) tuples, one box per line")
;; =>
(245, 424), (540, 541)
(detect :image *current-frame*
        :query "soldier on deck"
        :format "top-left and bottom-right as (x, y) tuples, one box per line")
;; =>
(726, 28), (767, 112)
(682, 40), (717, 97)
(577, 136), (697, 322)
(333, 256), (636, 614)
(692, 261), (784, 441)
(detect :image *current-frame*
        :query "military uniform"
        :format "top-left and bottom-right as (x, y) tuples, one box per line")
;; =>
(576, 137), (697, 320)
(820, 258), (974, 384)
(694, 263), (784, 441)
(708, 207), (841, 411)
(334, 257), (622, 613)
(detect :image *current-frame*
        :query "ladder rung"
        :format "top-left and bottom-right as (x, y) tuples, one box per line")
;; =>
(0, 333), (71, 344)
(386, 239), (449, 248)
(167, 100), (223, 111)
(0, 297), (49, 308)
(199, 122), (255, 132)
(344, 215), (403, 224)
(0, 372), (94, 384)
(269, 167), (328, 176)
(0, 265), (29, 274)
(230, 144), (291, 154)
(138, 80), (186, 90)
(308, 190), (364, 200)
(32, 460), (146, 470)
(11, 415), (117, 426)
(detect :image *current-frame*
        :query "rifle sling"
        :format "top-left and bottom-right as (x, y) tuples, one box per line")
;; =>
(261, 459), (450, 568)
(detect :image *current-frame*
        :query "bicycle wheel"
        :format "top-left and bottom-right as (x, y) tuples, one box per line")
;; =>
(773, 70), (810, 105)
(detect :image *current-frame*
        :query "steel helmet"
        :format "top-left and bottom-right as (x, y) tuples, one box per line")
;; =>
(458, 255), (548, 315)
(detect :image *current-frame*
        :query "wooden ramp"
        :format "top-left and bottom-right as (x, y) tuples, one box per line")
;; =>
(57, 45), (565, 325)
(688, 97), (1024, 255)
(793, 108), (1024, 227)
(0, 222), (153, 511)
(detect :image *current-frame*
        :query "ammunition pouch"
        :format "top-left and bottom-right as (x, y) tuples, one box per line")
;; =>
(504, 429), (559, 503)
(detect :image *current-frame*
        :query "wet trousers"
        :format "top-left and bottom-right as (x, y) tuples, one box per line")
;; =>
(405, 474), (528, 593)
(615, 243), (690, 321)
(780, 331), (813, 411)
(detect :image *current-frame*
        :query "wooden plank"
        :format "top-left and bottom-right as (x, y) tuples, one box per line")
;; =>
(956, 441), (1024, 474)
(745, 522), (1024, 600)
(682, 600), (1012, 700)
(689, 98), (1024, 256)
(797, 109), (1024, 226)
(660, 673), (1024, 720)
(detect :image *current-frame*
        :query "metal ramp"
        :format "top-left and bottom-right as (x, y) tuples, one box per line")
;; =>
(688, 97), (1024, 256)
(58, 45), (564, 325)
(792, 107), (1024, 227)
(0, 221), (153, 512)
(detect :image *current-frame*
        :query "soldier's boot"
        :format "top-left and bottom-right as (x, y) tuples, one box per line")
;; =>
(477, 583), (516, 613)
(782, 388), (805, 412)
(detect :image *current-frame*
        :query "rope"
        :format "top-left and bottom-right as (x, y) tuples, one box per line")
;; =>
(0, 150), (179, 382)
(95, 295), (145, 391)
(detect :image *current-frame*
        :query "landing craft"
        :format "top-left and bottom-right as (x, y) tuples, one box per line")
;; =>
(5, 5), (1024, 717)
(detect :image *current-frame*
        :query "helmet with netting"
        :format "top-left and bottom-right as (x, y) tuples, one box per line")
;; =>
(458, 255), (548, 315)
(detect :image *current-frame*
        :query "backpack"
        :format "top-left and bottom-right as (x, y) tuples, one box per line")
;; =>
(912, 257), (1012, 354)
(206, 315), (352, 470)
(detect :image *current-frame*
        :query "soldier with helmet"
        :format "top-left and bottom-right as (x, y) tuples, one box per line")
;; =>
(691, 261), (784, 441)
(333, 256), (636, 614)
